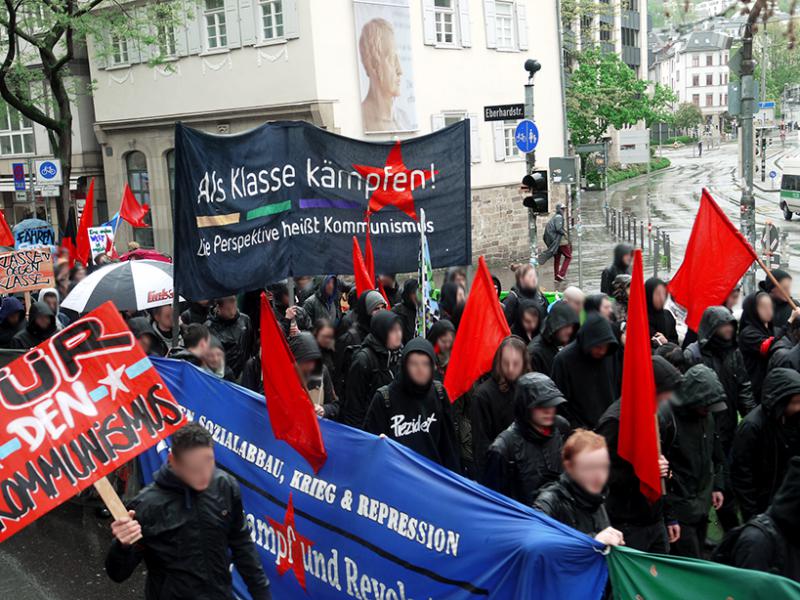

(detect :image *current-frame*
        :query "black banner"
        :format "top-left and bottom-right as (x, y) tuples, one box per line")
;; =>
(174, 121), (471, 300)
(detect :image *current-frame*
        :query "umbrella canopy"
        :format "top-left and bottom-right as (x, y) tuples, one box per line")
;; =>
(62, 260), (176, 314)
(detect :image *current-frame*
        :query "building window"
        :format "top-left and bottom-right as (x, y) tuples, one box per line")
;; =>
(692, 74), (699, 87)
(157, 23), (177, 57)
(692, 94), (700, 106)
(599, 24), (611, 42)
(706, 93), (714, 107)
(260, 0), (284, 41)
(692, 55), (699, 67)
(204, 0), (227, 50)
(706, 54), (713, 66)
(125, 151), (153, 247)
(723, 53), (728, 65)
(622, 0), (638, 10)
(0, 105), (34, 156)
(495, 1), (515, 50)
(110, 34), (129, 65)
(706, 73), (713, 86)
(503, 119), (521, 159)
(434, 0), (456, 45)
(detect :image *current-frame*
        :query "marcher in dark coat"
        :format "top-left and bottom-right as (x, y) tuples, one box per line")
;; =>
(439, 282), (465, 325)
(527, 301), (579, 376)
(11, 301), (56, 349)
(0, 296), (25, 348)
(483, 373), (570, 504)
(180, 301), (210, 327)
(509, 298), (544, 345)
(341, 310), (402, 429)
(378, 273), (403, 307)
(596, 356), (683, 553)
(551, 314), (621, 429)
(426, 319), (455, 380)
(289, 332), (339, 420)
(660, 364), (727, 558)
(205, 297), (253, 379)
(503, 264), (549, 328)
(471, 337), (531, 479)
(731, 368), (800, 521)
(731, 456), (800, 582)
(364, 338), (460, 470)
(646, 277), (678, 345)
(600, 243), (633, 295)
(312, 318), (337, 383)
(584, 294), (614, 322)
(302, 274), (341, 327)
(392, 279), (419, 344)
(759, 269), (797, 327)
(738, 291), (782, 402)
(335, 290), (386, 397)
(767, 325), (800, 371)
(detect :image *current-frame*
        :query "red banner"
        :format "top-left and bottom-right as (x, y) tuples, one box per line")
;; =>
(0, 302), (185, 542)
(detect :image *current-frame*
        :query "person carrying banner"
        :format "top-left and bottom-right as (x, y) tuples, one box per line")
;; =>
(483, 372), (570, 505)
(106, 422), (272, 600)
(760, 269), (797, 327)
(302, 274), (341, 327)
(205, 296), (253, 379)
(364, 338), (460, 470)
(11, 301), (56, 349)
(392, 278), (419, 344)
(600, 243), (633, 295)
(527, 302), (580, 377)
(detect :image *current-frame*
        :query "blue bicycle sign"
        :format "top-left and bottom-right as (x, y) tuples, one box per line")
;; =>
(515, 120), (539, 154)
(34, 159), (62, 185)
(39, 162), (57, 179)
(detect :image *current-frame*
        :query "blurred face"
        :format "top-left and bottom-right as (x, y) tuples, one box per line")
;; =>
(566, 447), (610, 495)
(206, 346), (225, 370)
(34, 315), (51, 330)
(315, 326), (335, 350)
(153, 306), (173, 329)
(297, 359), (316, 379)
(521, 309), (540, 336)
(386, 323), (403, 350)
(621, 252), (633, 267)
(324, 279), (336, 296)
(530, 406), (556, 429)
(589, 343), (609, 359)
(406, 352), (432, 387)
(785, 394), (800, 418)
(555, 324), (575, 346)
(598, 298), (613, 321)
(370, 302), (387, 316)
(500, 345), (524, 383)
(453, 273), (467, 288)
(137, 334), (153, 354)
(521, 269), (538, 291)
(169, 446), (215, 492)
(652, 284), (667, 311)
(756, 294), (774, 324)
(566, 295), (584, 316)
(6, 312), (20, 326)
(43, 293), (58, 314)
(725, 288), (741, 309)
(73, 267), (86, 282)
(780, 277), (793, 299)
(193, 336), (210, 357)
(436, 331), (455, 354)
(716, 323), (735, 341)
(217, 297), (238, 320)
(379, 275), (395, 288)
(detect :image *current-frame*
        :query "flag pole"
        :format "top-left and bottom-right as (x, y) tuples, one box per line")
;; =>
(754, 254), (798, 310)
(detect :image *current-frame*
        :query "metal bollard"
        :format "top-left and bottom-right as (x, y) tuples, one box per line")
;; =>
(633, 218), (638, 248)
(665, 233), (671, 272)
(653, 228), (660, 278)
(640, 221), (645, 250)
(605, 206), (610, 229)
(627, 215), (632, 242)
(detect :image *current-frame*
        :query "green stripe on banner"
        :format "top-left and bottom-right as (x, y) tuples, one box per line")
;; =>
(246, 201), (292, 220)
(607, 546), (800, 599)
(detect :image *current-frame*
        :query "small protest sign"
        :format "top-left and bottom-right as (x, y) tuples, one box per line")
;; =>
(0, 302), (186, 542)
(0, 248), (55, 294)
(12, 218), (55, 251)
(88, 225), (114, 260)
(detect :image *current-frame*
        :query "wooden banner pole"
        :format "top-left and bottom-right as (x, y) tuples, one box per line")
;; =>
(93, 476), (129, 520)
(754, 255), (798, 310)
(23, 291), (31, 317)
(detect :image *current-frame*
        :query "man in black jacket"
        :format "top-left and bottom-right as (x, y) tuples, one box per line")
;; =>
(206, 296), (253, 379)
(302, 274), (341, 327)
(168, 323), (210, 368)
(106, 422), (271, 600)
(600, 243), (633, 295)
(596, 356), (683, 553)
(392, 279), (419, 344)
(552, 314), (621, 429)
(335, 290), (386, 395)
(527, 301), (579, 376)
(483, 372), (570, 505)
(11, 301), (56, 349)
(732, 368), (800, 521)
(289, 331), (339, 420)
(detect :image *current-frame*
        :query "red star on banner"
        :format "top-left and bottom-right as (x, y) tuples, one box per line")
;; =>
(353, 141), (437, 221)
(267, 493), (313, 591)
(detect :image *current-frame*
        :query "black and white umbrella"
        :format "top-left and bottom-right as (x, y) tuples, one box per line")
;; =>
(62, 260), (178, 314)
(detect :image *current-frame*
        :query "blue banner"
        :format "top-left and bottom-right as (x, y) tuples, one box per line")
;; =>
(145, 359), (608, 599)
(173, 121), (471, 300)
(13, 218), (55, 251)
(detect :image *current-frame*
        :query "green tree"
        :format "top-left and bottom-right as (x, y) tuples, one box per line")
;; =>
(755, 25), (800, 116)
(672, 102), (704, 132)
(647, 83), (678, 127)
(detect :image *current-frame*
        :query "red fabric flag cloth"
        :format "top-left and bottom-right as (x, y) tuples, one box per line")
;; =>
(60, 207), (78, 268)
(364, 214), (375, 283)
(668, 188), (757, 331)
(618, 250), (662, 504)
(0, 209), (14, 247)
(76, 178), (95, 266)
(120, 183), (150, 227)
(352, 236), (373, 297)
(104, 234), (119, 259)
(443, 256), (511, 402)
(260, 293), (327, 473)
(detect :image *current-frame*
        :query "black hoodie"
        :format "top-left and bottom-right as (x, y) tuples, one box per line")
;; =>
(527, 302), (580, 376)
(738, 291), (779, 401)
(288, 331), (339, 419)
(601, 243), (632, 295)
(439, 282), (463, 325)
(363, 338), (460, 471)
(645, 277), (678, 345)
(392, 279), (419, 344)
(759, 269), (797, 327)
(0, 296), (25, 348)
(11, 301), (56, 349)
(510, 298), (545, 345)
(551, 314), (621, 429)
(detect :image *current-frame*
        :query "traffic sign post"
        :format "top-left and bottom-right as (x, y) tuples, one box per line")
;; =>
(12, 163), (25, 191)
(34, 159), (62, 186)
(515, 119), (539, 154)
(770, 169), (778, 189)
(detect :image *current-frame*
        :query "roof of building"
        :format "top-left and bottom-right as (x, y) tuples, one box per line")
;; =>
(680, 30), (732, 52)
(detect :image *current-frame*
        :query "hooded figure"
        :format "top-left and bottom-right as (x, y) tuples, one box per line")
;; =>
(341, 310), (402, 428)
(527, 301), (580, 376)
(180, 301), (211, 328)
(0, 296), (26, 348)
(303, 275), (341, 327)
(289, 331), (339, 420)
(439, 282), (464, 325)
(645, 277), (678, 345)
(596, 356), (684, 553)
(426, 319), (455, 379)
(335, 289), (385, 396)
(12, 301), (56, 349)
(392, 279), (419, 344)
(660, 364), (727, 558)
(730, 456), (800, 582)
(503, 265), (549, 327)
(759, 269), (796, 326)
(732, 368), (800, 521)
(738, 291), (779, 401)
(510, 298), (545, 345)
(551, 314), (621, 429)
(483, 373), (570, 504)
(601, 244), (633, 295)
(37, 287), (69, 329)
(126, 316), (160, 356)
(363, 338), (459, 470)
(379, 274), (402, 306)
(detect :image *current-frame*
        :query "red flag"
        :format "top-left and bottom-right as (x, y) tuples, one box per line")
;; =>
(0, 209), (13, 247)
(364, 214), (375, 282)
(105, 234), (119, 259)
(668, 188), (757, 331)
(352, 236), (373, 297)
(444, 256), (511, 401)
(618, 250), (661, 504)
(76, 178), (95, 266)
(119, 184), (150, 227)
(260, 293), (327, 473)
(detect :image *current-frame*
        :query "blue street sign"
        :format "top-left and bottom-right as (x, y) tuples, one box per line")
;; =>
(515, 120), (539, 154)
(38, 160), (58, 181)
(759, 101), (776, 109)
(770, 170), (778, 179)
(11, 163), (25, 191)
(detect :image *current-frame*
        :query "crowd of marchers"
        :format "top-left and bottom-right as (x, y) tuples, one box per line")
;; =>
(3, 242), (799, 597)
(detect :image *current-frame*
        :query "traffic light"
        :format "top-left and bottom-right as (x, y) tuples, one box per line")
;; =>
(521, 170), (548, 213)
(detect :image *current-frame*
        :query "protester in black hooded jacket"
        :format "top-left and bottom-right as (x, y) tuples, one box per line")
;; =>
(645, 277), (678, 345)
(502, 264), (549, 328)
(303, 275), (341, 327)
(527, 302), (579, 376)
(439, 282), (464, 326)
(767, 322), (800, 371)
(11, 301), (56, 349)
(731, 368), (800, 521)
(205, 298), (252, 379)
(738, 291), (782, 402)
(392, 279), (419, 344)
(483, 373), (570, 505)
(730, 456), (800, 582)
(289, 331), (339, 420)
(760, 269), (797, 327)
(378, 274), (403, 307)
(552, 314), (621, 429)
(596, 356), (683, 553)
(335, 290), (386, 396)
(600, 243), (633, 295)
(0, 296), (25, 348)
(180, 301), (210, 327)
(341, 310), (402, 428)
(509, 298), (544, 345)
(363, 338), (459, 470)
(426, 319), (455, 380)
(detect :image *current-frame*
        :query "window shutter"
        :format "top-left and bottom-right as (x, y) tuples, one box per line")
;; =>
(175, 18), (189, 56)
(431, 113), (446, 131)
(283, 0), (299, 40)
(458, 0), (471, 47)
(469, 114), (481, 163)
(483, 0), (496, 49)
(240, 0), (256, 45)
(516, 2), (528, 50)
(422, 0), (436, 45)
(93, 36), (107, 69)
(128, 39), (142, 64)
(186, 1), (203, 54)
(493, 121), (505, 161)
(224, 0), (241, 48)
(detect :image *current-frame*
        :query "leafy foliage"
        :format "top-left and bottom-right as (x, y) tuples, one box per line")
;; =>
(672, 102), (705, 131)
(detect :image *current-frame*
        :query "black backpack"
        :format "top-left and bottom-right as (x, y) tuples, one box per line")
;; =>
(712, 513), (786, 573)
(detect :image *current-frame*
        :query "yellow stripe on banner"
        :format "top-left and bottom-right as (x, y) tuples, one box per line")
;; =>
(196, 213), (240, 228)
